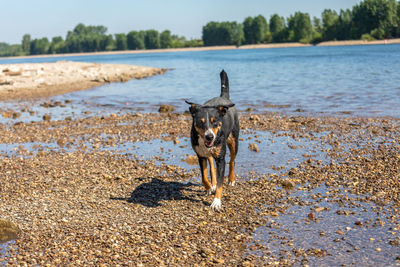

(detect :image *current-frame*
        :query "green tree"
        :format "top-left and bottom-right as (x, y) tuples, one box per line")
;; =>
(269, 14), (287, 42)
(160, 30), (172, 48)
(0, 43), (24, 57)
(352, 0), (399, 39)
(171, 34), (186, 48)
(243, 17), (255, 43)
(144, 30), (160, 49)
(30, 37), (49, 55)
(243, 15), (268, 44)
(337, 9), (353, 40)
(100, 34), (115, 51)
(321, 9), (339, 40)
(127, 31), (145, 50)
(398, 3), (400, 36)
(288, 12), (313, 42)
(21, 34), (31, 54)
(115, 33), (127, 50)
(65, 23), (110, 53)
(48, 36), (64, 54)
(202, 21), (243, 46)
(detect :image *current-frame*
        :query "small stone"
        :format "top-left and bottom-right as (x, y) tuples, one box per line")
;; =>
(308, 212), (316, 221)
(12, 112), (21, 119)
(315, 207), (325, 213)
(214, 258), (224, 264)
(43, 114), (51, 121)
(158, 105), (174, 113)
(281, 180), (295, 190)
(248, 143), (259, 152)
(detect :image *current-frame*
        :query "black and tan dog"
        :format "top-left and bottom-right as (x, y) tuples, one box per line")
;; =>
(185, 70), (239, 211)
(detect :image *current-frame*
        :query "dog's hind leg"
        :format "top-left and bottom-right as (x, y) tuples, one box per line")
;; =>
(208, 157), (217, 193)
(198, 157), (213, 194)
(227, 132), (238, 186)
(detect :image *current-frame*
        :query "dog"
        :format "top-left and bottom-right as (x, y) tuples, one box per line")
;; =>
(185, 70), (239, 211)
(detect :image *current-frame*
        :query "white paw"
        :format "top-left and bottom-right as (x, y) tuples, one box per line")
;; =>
(207, 185), (216, 194)
(211, 185), (217, 193)
(210, 198), (222, 211)
(228, 181), (236, 186)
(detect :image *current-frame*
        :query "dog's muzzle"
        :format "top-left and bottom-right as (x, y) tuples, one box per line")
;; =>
(204, 130), (215, 148)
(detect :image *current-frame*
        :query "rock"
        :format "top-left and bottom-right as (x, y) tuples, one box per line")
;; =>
(248, 143), (259, 152)
(0, 219), (19, 243)
(57, 138), (67, 147)
(183, 155), (198, 165)
(315, 207), (325, 213)
(355, 221), (363, 226)
(12, 112), (21, 119)
(0, 79), (14, 85)
(43, 114), (51, 121)
(214, 258), (225, 264)
(281, 180), (295, 189)
(158, 105), (174, 113)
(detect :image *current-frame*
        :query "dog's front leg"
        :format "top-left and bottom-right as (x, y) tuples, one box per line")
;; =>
(198, 156), (212, 194)
(210, 157), (226, 211)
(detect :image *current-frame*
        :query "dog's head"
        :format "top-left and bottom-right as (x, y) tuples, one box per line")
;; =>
(185, 100), (234, 148)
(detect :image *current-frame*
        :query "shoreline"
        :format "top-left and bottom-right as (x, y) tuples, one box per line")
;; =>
(1, 38), (399, 61)
(0, 61), (167, 100)
(0, 111), (399, 265)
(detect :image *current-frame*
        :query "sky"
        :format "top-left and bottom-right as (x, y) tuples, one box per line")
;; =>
(1, 0), (362, 44)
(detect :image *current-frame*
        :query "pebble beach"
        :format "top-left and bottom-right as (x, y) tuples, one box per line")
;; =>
(0, 61), (399, 265)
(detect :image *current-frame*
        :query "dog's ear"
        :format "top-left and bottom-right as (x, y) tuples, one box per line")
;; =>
(217, 103), (235, 116)
(185, 100), (201, 116)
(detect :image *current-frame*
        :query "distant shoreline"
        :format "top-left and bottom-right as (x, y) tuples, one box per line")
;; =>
(1, 38), (400, 60)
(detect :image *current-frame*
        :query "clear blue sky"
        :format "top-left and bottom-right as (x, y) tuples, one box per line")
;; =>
(1, 0), (361, 44)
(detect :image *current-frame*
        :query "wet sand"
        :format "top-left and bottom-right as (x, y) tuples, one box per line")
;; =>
(0, 108), (399, 265)
(0, 62), (399, 265)
(0, 61), (167, 100)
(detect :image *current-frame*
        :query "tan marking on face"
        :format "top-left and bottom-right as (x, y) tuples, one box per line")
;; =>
(210, 117), (215, 123)
(201, 118), (205, 123)
(211, 125), (221, 137)
(195, 126), (206, 138)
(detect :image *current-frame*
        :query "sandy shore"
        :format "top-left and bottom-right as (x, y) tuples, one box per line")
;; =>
(2, 38), (399, 62)
(0, 61), (167, 100)
(0, 110), (399, 265)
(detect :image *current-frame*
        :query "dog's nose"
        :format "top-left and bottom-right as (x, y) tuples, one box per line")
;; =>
(205, 133), (214, 141)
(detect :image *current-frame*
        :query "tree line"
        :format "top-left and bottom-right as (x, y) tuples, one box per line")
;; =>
(0, 24), (203, 57)
(202, 0), (400, 46)
(0, 0), (399, 57)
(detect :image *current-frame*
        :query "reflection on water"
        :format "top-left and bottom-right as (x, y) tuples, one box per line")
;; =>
(251, 185), (400, 265)
(1, 44), (400, 118)
(0, 131), (326, 178)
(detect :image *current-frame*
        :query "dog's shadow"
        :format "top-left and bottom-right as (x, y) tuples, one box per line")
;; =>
(114, 177), (201, 207)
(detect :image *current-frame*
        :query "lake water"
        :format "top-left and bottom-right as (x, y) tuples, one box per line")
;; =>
(1, 44), (400, 118)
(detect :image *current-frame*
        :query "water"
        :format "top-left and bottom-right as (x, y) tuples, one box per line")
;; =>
(1, 44), (400, 118)
(1, 45), (400, 264)
(0, 130), (327, 177)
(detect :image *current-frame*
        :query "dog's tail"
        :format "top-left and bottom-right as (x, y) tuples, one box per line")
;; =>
(220, 70), (230, 99)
